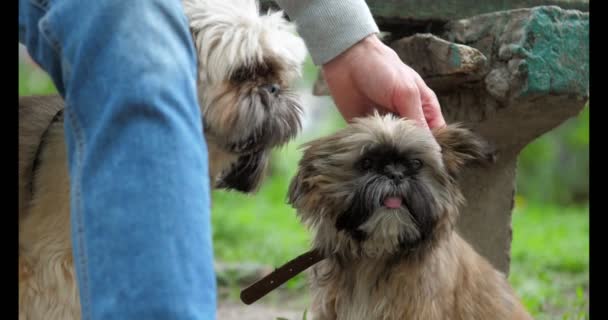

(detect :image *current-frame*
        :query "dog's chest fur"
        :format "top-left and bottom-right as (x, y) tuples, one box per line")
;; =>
(311, 250), (456, 319)
(309, 234), (529, 320)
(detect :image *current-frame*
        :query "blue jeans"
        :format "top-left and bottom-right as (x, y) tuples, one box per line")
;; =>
(19, 0), (216, 319)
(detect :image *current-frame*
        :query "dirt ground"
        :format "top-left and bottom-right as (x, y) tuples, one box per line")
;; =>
(216, 285), (310, 320)
(217, 301), (304, 320)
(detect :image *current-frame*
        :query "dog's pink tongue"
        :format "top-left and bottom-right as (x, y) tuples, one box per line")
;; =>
(383, 197), (402, 209)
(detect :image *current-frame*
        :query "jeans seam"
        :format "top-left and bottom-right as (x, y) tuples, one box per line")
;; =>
(29, 0), (49, 11)
(38, 17), (62, 55)
(26, 0), (59, 55)
(66, 104), (92, 320)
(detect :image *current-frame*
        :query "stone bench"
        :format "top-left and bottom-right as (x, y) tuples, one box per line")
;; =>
(263, 1), (589, 274)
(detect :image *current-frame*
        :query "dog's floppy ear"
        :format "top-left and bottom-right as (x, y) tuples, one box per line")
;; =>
(216, 151), (269, 193)
(287, 143), (325, 209)
(433, 123), (497, 177)
(288, 132), (352, 211)
(287, 162), (315, 208)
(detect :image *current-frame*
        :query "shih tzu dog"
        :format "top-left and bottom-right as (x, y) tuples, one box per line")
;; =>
(287, 113), (533, 320)
(19, 0), (307, 319)
(184, 0), (306, 190)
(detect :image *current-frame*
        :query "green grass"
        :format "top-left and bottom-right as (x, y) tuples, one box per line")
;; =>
(19, 61), (57, 95)
(509, 201), (589, 319)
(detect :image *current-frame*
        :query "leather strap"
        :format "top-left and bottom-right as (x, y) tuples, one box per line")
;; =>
(240, 249), (325, 305)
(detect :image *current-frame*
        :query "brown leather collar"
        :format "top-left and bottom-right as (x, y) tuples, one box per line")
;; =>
(240, 249), (325, 305)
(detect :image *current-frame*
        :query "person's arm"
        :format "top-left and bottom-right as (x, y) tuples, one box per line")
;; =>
(273, 0), (379, 65)
(274, 0), (446, 129)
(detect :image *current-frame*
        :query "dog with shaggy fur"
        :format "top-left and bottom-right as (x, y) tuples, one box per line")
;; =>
(287, 113), (533, 320)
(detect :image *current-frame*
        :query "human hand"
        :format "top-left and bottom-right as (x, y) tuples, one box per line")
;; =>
(321, 34), (446, 130)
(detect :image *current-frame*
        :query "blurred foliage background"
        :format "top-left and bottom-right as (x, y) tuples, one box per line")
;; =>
(19, 42), (588, 319)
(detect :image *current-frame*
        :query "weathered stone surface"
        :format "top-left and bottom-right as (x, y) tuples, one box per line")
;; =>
(390, 33), (488, 90)
(261, 0), (588, 32)
(312, 5), (588, 274)
(440, 6), (588, 274)
(453, 95), (586, 273)
(368, 0), (587, 27)
(444, 6), (589, 101)
(436, 9), (588, 140)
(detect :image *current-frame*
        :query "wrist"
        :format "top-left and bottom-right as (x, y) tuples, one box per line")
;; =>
(322, 34), (383, 74)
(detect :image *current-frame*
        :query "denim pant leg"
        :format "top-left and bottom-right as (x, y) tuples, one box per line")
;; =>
(19, 0), (216, 319)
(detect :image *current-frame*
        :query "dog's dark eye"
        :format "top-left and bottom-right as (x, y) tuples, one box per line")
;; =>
(409, 159), (423, 170)
(361, 158), (373, 170)
(269, 85), (279, 94)
(261, 83), (280, 94)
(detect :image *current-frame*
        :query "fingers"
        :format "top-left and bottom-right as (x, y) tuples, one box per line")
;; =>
(391, 69), (427, 129)
(414, 77), (446, 129)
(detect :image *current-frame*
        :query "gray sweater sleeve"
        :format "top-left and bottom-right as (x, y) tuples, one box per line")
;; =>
(274, 0), (380, 65)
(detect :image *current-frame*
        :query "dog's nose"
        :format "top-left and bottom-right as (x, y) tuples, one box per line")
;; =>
(388, 171), (404, 182)
(261, 83), (280, 95)
(385, 164), (406, 182)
